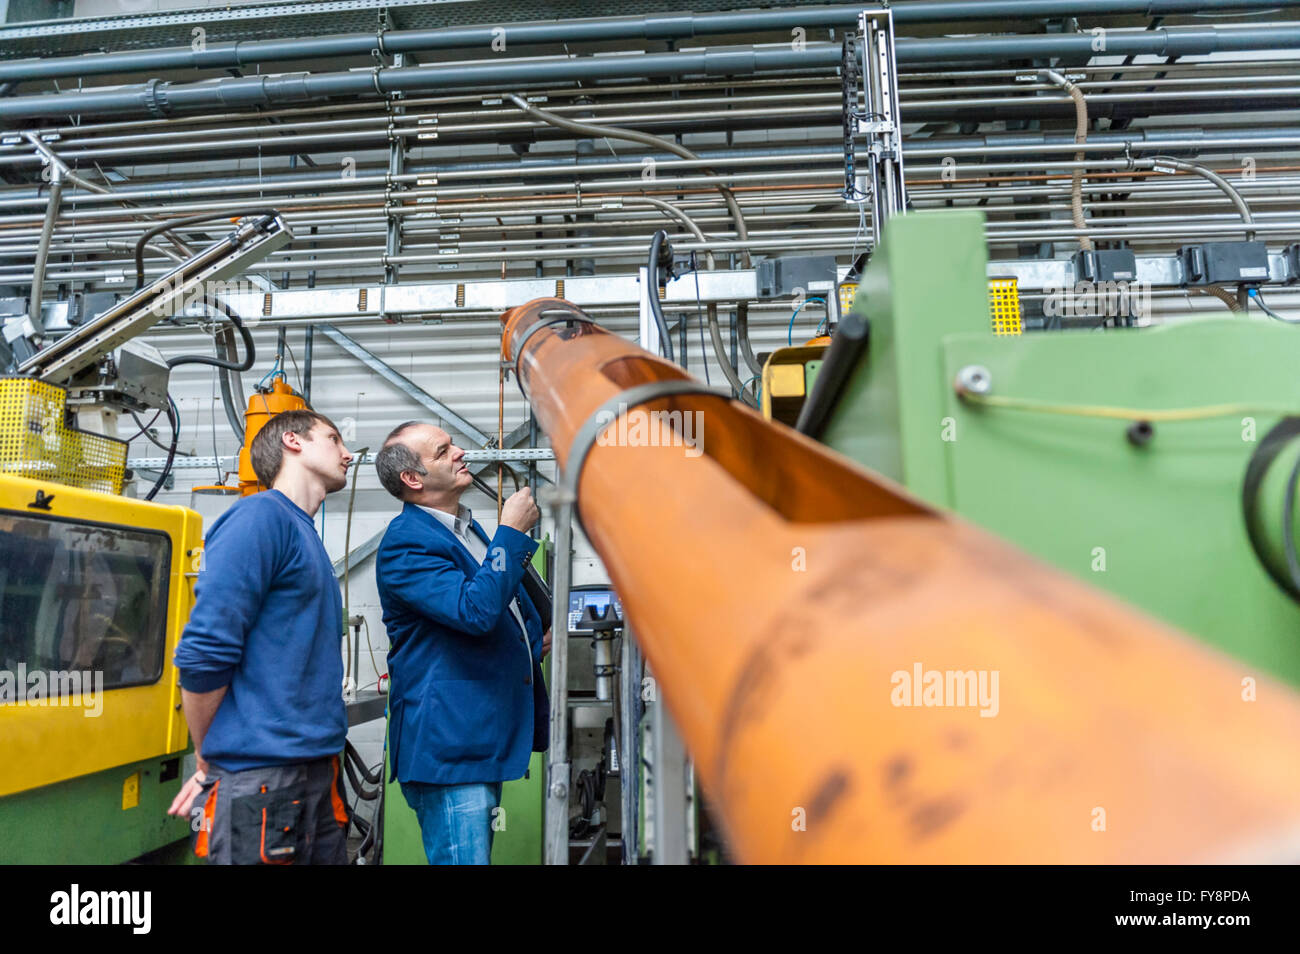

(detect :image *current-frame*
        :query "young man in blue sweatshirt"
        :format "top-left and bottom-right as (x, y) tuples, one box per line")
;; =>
(166, 409), (354, 865)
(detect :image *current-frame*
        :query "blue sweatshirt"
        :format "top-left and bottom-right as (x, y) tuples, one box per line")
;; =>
(173, 489), (345, 772)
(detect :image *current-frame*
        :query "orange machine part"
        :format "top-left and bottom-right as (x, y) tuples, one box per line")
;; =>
(502, 297), (1300, 864)
(238, 377), (307, 495)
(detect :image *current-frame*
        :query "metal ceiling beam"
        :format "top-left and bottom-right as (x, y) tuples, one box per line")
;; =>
(314, 322), (492, 447)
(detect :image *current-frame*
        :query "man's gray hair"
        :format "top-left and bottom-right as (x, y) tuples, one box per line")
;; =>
(375, 420), (426, 498)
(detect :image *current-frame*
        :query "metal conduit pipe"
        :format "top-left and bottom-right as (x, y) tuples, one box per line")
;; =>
(21, 133), (198, 261)
(506, 91), (766, 383)
(4, 125), (1294, 181)
(1140, 157), (1257, 241)
(7, 24), (1300, 120)
(9, 73), (1290, 168)
(0, 77), (837, 146)
(7, 63), (1288, 146)
(1193, 284), (1247, 314)
(18, 92), (1272, 165)
(2, 94), (846, 151)
(0, 84), (1291, 163)
(2, 150), (1281, 231)
(0, 149), (840, 199)
(1, 1), (1293, 83)
(3, 95), (1296, 171)
(16, 199), (1300, 270)
(0, 0), (1279, 83)
(906, 130), (1300, 158)
(1038, 69), (1093, 252)
(26, 168), (62, 335)
(7, 203), (1238, 257)
(911, 174), (1300, 199)
(13, 200), (1280, 271)
(504, 94), (752, 269)
(0, 144), (844, 200)
(0, 176), (1278, 245)
(0, 46), (843, 120)
(900, 23), (1300, 65)
(0, 170), (844, 223)
(0, 107), (1269, 171)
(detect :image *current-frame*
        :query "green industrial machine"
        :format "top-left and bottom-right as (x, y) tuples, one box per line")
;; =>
(807, 210), (1300, 688)
(382, 541), (549, 865)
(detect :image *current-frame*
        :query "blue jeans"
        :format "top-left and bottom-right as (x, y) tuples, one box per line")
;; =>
(400, 780), (503, 865)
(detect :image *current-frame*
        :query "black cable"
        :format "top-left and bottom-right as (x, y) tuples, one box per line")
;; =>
(143, 396), (179, 502)
(352, 759), (384, 863)
(795, 296), (872, 439)
(133, 208), (280, 291)
(342, 750), (380, 801)
(1283, 450), (1300, 596)
(345, 739), (383, 786)
(130, 409), (175, 453)
(569, 769), (600, 838)
(470, 470), (520, 502)
(215, 329), (246, 443)
(350, 810), (372, 838)
(165, 297), (256, 372)
(1241, 417), (1300, 604)
(647, 230), (675, 363)
(122, 408), (161, 444)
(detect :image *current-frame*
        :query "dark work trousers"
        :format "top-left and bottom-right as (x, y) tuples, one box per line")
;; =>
(191, 754), (349, 865)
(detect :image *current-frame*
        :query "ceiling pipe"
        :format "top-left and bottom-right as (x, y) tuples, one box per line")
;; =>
(4, 24), (1300, 121)
(0, 1), (1293, 84)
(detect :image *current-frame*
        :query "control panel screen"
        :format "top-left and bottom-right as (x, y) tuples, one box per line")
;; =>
(568, 588), (623, 631)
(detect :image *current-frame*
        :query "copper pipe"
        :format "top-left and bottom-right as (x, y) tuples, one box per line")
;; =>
(502, 296), (1300, 864)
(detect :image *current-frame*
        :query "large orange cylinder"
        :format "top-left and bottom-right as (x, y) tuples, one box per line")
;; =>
(503, 297), (1300, 864)
(237, 377), (307, 495)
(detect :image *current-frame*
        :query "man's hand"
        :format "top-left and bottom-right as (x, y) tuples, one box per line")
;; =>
(167, 766), (207, 818)
(542, 627), (552, 657)
(501, 487), (540, 534)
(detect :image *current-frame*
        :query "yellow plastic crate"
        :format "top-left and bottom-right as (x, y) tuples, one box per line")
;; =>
(0, 376), (127, 495)
(988, 277), (1023, 336)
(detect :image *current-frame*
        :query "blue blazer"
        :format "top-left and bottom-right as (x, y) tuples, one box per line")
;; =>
(376, 502), (549, 785)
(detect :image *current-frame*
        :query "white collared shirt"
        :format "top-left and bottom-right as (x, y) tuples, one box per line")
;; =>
(419, 503), (529, 640)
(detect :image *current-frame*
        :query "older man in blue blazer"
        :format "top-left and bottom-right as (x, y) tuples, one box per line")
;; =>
(374, 420), (549, 865)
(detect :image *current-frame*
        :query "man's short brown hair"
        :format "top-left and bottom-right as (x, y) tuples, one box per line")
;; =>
(249, 409), (340, 487)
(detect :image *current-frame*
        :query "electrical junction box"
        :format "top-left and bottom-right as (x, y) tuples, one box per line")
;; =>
(1073, 249), (1137, 283)
(1285, 243), (1300, 284)
(1177, 241), (1270, 286)
(756, 254), (839, 299)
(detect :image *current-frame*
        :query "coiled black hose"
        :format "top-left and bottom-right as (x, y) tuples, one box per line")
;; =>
(133, 208), (280, 291)
(164, 297), (255, 374)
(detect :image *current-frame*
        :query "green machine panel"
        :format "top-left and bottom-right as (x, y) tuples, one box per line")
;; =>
(0, 753), (193, 864)
(820, 210), (1300, 689)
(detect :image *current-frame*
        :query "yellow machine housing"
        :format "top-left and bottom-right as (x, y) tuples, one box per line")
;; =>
(0, 473), (201, 798)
